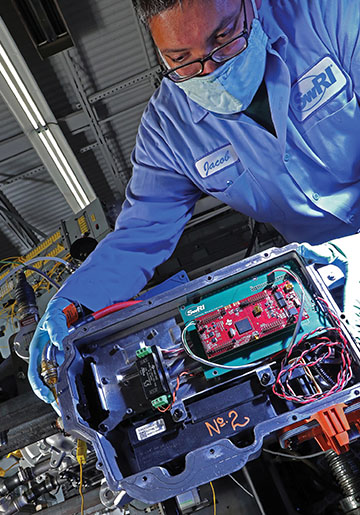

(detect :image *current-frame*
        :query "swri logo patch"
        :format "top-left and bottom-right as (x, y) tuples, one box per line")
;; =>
(290, 56), (347, 122)
(195, 144), (238, 178)
(185, 304), (205, 317)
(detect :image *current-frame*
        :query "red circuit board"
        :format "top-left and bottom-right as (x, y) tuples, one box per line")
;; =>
(195, 281), (308, 359)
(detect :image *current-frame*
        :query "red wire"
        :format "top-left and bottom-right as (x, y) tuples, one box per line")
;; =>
(273, 325), (352, 403)
(92, 300), (142, 320)
(157, 371), (194, 413)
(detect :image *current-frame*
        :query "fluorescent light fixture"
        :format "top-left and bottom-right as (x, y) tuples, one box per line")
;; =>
(0, 58), (38, 129)
(0, 43), (45, 127)
(44, 130), (89, 207)
(0, 17), (96, 213)
(38, 131), (88, 209)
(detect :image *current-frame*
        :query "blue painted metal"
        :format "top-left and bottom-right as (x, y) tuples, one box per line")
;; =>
(137, 270), (189, 300)
(56, 244), (360, 504)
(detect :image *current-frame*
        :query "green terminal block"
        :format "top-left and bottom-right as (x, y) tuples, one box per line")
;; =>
(151, 395), (171, 409)
(136, 346), (152, 359)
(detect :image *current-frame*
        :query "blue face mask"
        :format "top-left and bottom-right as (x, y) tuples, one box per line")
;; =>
(175, 19), (268, 114)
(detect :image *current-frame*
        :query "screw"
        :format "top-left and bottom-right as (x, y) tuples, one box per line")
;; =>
(172, 409), (184, 422)
(17, 371), (26, 380)
(126, 408), (133, 415)
(260, 372), (270, 386)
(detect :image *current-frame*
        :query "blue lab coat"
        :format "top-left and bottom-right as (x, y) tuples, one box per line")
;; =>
(59, 0), (360, 310)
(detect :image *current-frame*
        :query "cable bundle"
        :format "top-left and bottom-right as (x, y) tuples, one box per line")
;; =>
(273, 325), (352, 404)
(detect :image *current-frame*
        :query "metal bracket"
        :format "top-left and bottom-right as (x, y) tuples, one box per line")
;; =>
(256, 366), (275, 387)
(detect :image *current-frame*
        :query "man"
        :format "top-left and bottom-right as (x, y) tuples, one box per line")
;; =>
(29, 0), (360, 404)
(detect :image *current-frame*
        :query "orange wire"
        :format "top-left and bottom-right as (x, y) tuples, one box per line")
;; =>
(157, 371), (194, 413)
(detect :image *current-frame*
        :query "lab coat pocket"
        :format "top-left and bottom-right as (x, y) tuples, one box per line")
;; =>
(303, 94), (360, 183)
(214, 167), (286, 224)
(200, 162), (246, 194)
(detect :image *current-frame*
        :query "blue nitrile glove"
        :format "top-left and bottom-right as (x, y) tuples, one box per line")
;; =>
(28, 297), (71, 405)
(298, 234), (360, 339)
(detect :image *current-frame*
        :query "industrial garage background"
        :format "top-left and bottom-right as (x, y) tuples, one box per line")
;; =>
(1, 4), (360, 515)
(0, 0), (159, 256)
(0, 0), (283, 284)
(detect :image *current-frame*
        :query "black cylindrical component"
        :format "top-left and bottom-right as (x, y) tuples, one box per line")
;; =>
(3, 473), (21, 493)
(14, 271), (37, 320)
(2, 460), (50, 494)
(327, 449), (360, 514)
(3, 475), (61, 515)
(25, 475), (57, 501)
(33, 459), (51, 477)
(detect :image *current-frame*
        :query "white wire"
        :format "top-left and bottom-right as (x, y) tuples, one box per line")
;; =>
(263, 448), (327, 459)
(22, 256), (70, 267)
(0, 256), (70, 289)
(228, 474), (254, 498)
(181, 321), (262, 370)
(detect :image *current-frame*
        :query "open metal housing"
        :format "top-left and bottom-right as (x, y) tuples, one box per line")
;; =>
(57, 243), (360, 504)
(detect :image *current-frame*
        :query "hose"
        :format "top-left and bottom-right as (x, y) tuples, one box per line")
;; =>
(91, 300), (142, 320)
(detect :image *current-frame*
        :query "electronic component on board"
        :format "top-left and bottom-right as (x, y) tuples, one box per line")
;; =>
(194, 281), (308, 359)
(136, 346), (170, 403)
(252, 305), (262, 317)
(274, 291), (286, 308)
(235, 318), (252, 335)
(284, 281), (294, 293)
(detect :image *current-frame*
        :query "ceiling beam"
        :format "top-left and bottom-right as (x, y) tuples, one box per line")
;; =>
(0, 190), (41, 249)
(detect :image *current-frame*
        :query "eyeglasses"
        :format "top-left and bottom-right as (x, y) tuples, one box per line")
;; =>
(162, 0), (249, 83)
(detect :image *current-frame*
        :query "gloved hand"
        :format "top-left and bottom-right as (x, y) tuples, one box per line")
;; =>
(298, 233), (360, 338)
(28, 297), (71, 407)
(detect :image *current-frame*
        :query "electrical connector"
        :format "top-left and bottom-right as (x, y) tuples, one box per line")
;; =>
(136, 346), (152, 359)
(151, 395), (171, 409)
(40, 359), (58, 403)
(76, 439), (87, 465)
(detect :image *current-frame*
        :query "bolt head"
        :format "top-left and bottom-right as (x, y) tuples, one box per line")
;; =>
(172, 409), (184, 422)
(260, 373), (270, 385)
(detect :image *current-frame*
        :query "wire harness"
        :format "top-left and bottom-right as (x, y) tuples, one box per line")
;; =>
(272, 298), (353, 404)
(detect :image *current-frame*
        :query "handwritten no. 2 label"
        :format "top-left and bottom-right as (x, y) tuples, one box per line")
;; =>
(205, 409), (250, 437)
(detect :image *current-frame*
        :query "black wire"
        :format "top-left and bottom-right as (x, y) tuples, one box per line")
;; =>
(312, 364), (336, 387)
(245, 221), (260, 258)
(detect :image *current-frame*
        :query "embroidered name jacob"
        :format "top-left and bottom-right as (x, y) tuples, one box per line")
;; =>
(195, 144), (238, 178)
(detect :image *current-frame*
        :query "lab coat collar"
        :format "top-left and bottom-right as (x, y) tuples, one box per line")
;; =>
(188, 96), (209, 123)
(259, 0), (288, 60)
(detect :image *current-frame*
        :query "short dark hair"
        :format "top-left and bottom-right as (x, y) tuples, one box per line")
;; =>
(133, 0), (184, 26)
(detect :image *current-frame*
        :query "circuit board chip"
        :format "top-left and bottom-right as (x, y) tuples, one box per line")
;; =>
(235, 318), (252, 335)
(194, 281), (308, 359)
